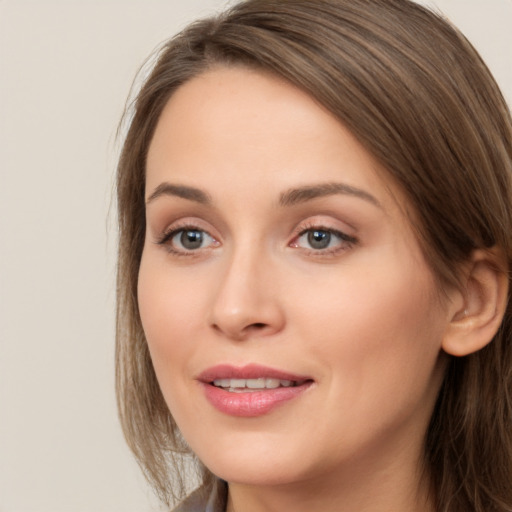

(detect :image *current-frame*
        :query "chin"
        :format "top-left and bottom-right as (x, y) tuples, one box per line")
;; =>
(209, 460), (306, 487)
(190, 434), (320, 487)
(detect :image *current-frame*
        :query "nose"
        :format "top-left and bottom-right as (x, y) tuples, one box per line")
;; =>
(209, 247), (285, 341)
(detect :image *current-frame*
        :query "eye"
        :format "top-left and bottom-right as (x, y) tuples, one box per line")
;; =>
(157, 225), (219, 254)
(302, 230), (335, 250)
(173, 229), (212, 250)
(291, 226), (357, 253)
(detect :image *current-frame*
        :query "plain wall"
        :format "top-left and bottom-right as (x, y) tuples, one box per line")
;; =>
(0, 1), (511, 511)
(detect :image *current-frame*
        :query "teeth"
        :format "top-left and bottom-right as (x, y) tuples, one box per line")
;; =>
(213, 378), (296, 391)
(264, 378), (280, 389)
(246, 378), (265, 389)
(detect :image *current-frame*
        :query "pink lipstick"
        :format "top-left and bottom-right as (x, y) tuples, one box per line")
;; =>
(197, 364), (313, 417)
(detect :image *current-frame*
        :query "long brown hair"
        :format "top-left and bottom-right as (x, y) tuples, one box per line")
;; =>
(115, 0), (512, 509)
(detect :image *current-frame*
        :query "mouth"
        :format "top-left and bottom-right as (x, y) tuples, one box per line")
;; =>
(198, 364), (314, 417)
(211, 377), (308, 393)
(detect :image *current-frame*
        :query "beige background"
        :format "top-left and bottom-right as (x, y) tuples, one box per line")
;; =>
(0, 1), (511, 511)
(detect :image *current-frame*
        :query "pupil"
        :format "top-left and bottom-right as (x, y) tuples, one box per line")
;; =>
(181, 230), (203, 249)
(308, 230), (331, 249)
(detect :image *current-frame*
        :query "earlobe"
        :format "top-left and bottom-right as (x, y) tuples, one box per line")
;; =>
(442, 248), (509, 357)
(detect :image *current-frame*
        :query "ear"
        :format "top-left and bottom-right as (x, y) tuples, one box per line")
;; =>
(442, 248), (509, 357)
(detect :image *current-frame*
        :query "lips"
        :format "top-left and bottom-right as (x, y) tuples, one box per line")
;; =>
(197, 364), (313, 417)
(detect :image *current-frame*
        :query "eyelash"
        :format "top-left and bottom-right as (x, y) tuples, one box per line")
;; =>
(155, 221), (358, 257)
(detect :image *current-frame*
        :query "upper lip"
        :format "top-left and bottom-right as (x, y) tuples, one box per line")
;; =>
(197, 363), (312, 383)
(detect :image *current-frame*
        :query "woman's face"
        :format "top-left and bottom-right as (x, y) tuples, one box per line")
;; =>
(139, 67), (451, 488)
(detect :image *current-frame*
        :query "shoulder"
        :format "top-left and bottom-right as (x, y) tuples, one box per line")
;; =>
(172, 480), (227, 512)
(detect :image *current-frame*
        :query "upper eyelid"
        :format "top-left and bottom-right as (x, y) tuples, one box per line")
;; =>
(156, 218), (215, 237)
(146, 205), (227, 237)
(293, 218), (355, 236)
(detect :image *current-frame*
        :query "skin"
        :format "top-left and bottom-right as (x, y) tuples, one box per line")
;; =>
(138, 67), (462, 512)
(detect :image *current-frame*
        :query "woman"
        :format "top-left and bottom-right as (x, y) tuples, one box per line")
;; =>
(115, 0), (512, 510)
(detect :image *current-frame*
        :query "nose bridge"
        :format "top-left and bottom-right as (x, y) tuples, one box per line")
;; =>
(209, 240), (284, 340)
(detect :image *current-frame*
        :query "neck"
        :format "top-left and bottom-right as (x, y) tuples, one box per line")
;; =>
(225, 444), (434, 512)
(227, 472), (433, 512)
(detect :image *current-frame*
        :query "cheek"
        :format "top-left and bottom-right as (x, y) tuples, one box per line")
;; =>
(137, 255), (202, 383)
(137, 258), (212, 432)
(274, 258), (446, 465)
(289, 251), (445, 406)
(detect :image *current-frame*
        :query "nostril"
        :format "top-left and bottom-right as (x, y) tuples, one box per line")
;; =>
(251, 323), (267, 329)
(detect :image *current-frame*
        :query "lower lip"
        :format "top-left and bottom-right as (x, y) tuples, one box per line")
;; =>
(202, 382), (312, 417)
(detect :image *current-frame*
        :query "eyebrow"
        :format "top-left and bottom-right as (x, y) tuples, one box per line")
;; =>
(145, 181), (381, 209)
(146, 183), (212, 205)
(279, 182), (381, 208)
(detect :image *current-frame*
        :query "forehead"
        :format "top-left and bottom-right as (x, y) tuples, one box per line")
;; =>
(146, 66), (408, 216)
(148, 66), (350, 167)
